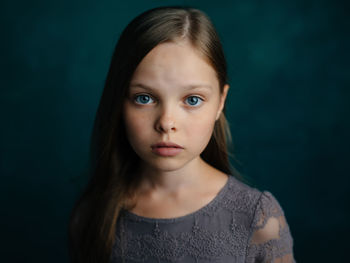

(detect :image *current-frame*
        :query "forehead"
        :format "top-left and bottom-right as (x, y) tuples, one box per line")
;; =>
(129, 41), (220, 92)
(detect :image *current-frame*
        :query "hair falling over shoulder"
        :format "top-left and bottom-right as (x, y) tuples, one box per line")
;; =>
(68, 6), (242, 263)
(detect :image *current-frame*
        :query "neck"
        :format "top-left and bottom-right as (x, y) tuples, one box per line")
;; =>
(137, 157), (212, 193)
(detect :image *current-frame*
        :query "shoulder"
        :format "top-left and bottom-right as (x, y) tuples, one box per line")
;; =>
(224, 176), (287, 225)
(225, 177), (294, 240)
(236, 181), (296, 261)
(222, 175), (263, 216)
(213, 175), (295, 261)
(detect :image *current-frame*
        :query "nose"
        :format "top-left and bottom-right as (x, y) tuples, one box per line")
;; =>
(155, 106), (177, 133)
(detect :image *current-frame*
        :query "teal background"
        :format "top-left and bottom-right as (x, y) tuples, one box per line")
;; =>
(1, 0), (349, 262)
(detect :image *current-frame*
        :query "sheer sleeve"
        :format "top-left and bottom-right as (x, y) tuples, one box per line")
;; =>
(246, 191), (296, 263)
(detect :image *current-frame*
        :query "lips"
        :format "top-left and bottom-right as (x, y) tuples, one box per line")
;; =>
(151, 142), (183, 156)
(151, 142), (183, 149)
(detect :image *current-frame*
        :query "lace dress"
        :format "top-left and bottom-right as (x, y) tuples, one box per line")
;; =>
(111, 175), (295, 262)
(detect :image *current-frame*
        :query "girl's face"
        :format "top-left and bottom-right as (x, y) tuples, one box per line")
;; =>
(123, 40), (229, 173)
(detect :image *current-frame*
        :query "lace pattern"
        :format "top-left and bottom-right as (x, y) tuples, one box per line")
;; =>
(114, 220), (248, 262)
(246, 191), (295, 263)
(111, 176), (295, 262)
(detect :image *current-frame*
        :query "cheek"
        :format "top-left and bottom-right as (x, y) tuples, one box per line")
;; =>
(185, 110), (217, 148)
(123, 106), (152, 144)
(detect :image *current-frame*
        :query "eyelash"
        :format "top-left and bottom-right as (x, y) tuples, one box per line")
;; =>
(133, 94), (204, 107)
(185, 96), (204, 106)
(134, 94), (155, 105)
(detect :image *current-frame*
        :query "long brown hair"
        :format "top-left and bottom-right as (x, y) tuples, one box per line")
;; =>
(68, 6), (243, 262)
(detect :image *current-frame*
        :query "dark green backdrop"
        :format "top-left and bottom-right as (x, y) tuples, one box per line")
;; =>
(1, 0), (349, 262)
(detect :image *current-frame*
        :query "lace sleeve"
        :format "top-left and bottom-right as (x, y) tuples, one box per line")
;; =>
(246, 191), (296, 263)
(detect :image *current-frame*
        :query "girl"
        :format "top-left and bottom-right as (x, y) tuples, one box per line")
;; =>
(69, 6), (295, 263)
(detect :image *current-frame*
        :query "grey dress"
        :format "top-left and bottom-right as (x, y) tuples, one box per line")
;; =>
(111, 175), (295, 262)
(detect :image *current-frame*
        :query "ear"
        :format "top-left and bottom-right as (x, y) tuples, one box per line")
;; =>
(216, 84), (229, 120)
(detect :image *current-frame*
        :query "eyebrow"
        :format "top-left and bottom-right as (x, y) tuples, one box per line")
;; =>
(129, 83), (213, 91)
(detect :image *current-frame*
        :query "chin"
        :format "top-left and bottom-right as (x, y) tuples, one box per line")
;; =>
(152, 162), (185, 172)
(144, 158), (189, 172)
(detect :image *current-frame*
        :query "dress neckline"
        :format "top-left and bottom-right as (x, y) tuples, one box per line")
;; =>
(122, 175), (232, 223)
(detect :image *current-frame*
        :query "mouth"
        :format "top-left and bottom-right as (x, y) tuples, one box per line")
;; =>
(151, 142), (183, 156)
(151, 142), (183, 149)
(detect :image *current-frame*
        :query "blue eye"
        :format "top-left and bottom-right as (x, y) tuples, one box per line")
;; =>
(135, 94), (154, 104)
(185, 96), (203, 106)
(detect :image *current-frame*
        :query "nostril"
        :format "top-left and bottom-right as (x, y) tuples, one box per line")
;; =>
(155, 118), (176, 133)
